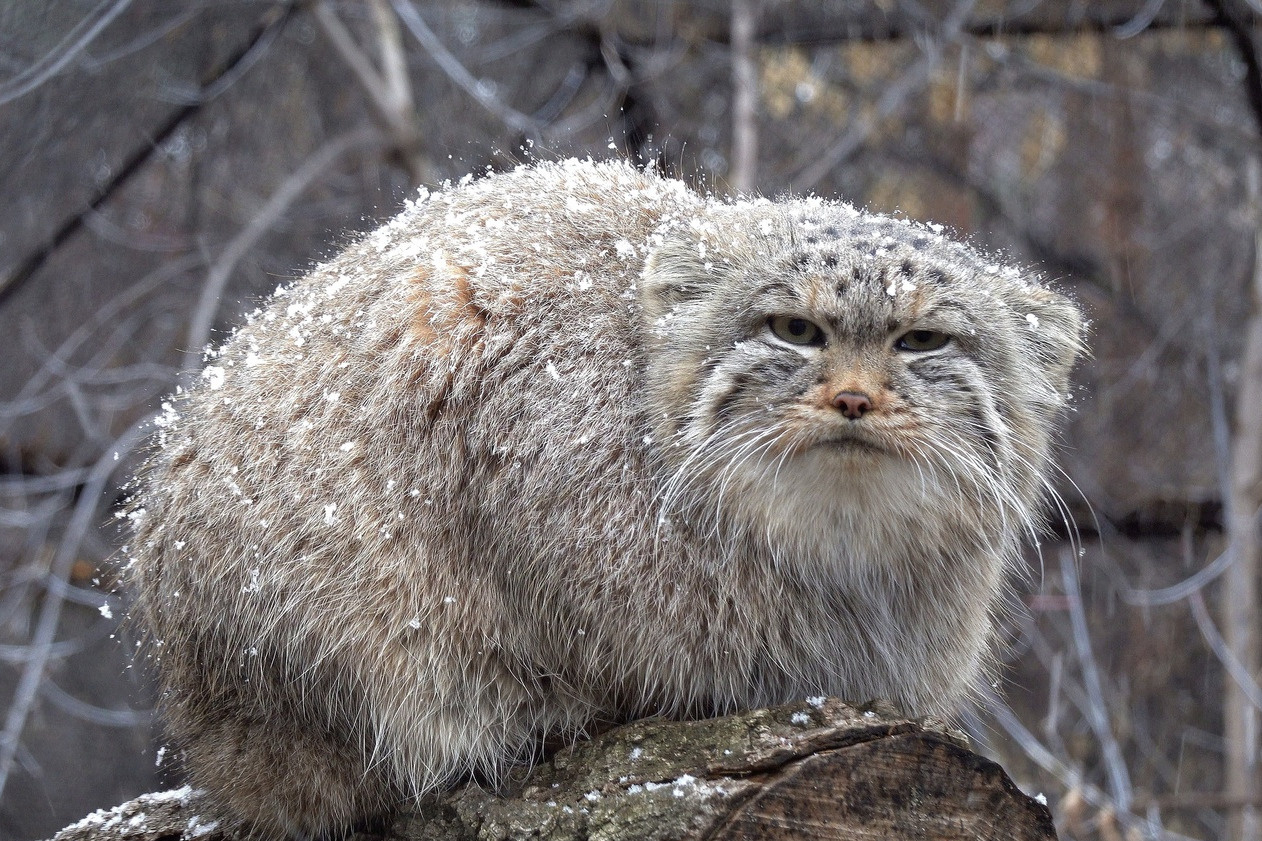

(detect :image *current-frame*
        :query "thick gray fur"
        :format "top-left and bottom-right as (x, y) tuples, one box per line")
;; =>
(127, 159), (1084, 837)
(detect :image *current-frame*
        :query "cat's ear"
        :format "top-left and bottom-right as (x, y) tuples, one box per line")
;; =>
(640, 227), (725, 323)
(1012, 284), (1087, 395)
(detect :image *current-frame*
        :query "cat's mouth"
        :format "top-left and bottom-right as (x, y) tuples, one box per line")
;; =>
(815, 431), (889, 455)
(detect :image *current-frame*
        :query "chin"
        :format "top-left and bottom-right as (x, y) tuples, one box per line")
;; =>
(723, 447), (947, 567)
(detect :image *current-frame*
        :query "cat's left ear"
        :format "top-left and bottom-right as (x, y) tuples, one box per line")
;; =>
(1013, 285), (1087, 395)
(640, 227), (725, 324)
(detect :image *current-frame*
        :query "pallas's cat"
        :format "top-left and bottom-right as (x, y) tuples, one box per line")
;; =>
(127, 159), (1083, 836)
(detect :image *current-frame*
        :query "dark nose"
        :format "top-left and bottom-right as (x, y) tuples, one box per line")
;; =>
(832, 390), (872, 420)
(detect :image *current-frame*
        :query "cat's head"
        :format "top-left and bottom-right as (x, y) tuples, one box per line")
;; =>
(638, 200), (1085, 566)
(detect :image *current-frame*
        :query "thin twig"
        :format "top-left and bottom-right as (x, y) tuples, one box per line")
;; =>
(389, 0), (539, 134)
(978, 691), (1197, 841)
(313, 2), (402, 130)
(792, 0), (977, 191)
(1, 253), (202, 420)
(0, 0), (134, 105)
(313, 0), (426, 183)
(183, 127), (380, 370)
(1061, 548), (1134, 811)
(1114, 0), (1170, 38)
(0, 421), (148, 801)
(1189, 591), (1262, 711)
(0, 4), (295, 309)
(1118, 546), (1234, 606)
(39, 680), (152, 729)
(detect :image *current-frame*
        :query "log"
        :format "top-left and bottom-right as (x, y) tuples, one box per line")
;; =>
(49, 699), (1057, 841)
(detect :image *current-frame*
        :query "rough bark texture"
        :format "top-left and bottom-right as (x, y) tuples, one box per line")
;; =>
(48, 700), (1057, 841)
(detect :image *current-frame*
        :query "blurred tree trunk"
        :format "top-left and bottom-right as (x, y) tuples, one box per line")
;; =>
(730, 0), (758, 193)
(1225, 155), (1262, 841)
(1205, 2), (1262, 837)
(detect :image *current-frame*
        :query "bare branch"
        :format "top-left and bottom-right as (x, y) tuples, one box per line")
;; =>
(0, 5), (295, 310)
(792, 0), (977, 192)
(975, 693), (1198, 841)
(38, 680), (152, 729)
(313, 1), (390, 106)
(1061, 549), (1134, 811)
(0, 469), (92, 495)
(1118, 546), (1234, 606)
(313, 1), (427, 183)
(1113, 0), (1170, 38)
(78, 7), (197, 72)
(1, 253), (201, 422)
(389, 0), (540, 134)
(0, 0), (134, 106)
(183, 127), (381, 371)
(370, 0), (414, 120)
(1189, 591), (1262, 711)
(0, 421), (148, 801)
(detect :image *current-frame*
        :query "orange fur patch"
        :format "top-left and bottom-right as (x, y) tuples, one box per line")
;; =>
(409, 263), (439, 345)
(409, 258), (490, 350)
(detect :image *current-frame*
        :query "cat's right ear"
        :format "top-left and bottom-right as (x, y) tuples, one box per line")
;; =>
(639, 228), (724, 324)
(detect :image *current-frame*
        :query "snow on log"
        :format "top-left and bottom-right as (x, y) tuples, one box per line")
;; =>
(49, 699), (1057, 841)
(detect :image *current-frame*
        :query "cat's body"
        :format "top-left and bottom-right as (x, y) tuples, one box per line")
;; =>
(127, 159), (1083, 837)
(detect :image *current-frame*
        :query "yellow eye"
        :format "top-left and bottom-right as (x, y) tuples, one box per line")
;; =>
(768, 315), (825, 346)
(896, 329), (950, 352)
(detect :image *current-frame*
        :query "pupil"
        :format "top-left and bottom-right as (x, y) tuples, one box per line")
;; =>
(790, 319), (807, 335)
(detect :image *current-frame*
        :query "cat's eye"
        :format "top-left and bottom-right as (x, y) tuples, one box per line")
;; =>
(896, 329), (950, 352)
(768, 315), (825, 346)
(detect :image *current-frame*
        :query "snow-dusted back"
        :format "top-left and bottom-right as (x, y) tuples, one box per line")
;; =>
(126, 158), (1083, 837)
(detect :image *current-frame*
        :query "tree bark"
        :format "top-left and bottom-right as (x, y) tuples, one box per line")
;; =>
(47, 700), (1057, 841)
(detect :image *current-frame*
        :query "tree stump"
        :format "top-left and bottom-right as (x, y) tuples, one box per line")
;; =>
(49, 699), (1057, 841)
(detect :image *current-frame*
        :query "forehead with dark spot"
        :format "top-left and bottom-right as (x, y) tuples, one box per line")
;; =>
(770, 205), (965, 295)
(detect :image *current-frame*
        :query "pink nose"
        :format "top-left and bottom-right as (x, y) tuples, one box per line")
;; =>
(832, 390), (872, 420)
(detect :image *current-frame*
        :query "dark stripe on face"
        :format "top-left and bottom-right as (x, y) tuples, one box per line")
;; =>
(932, 374), (1001, 463)
(909, 362), (957, 383)
(756, 280), (802, 298)
(966, 402), (1003, 463)
(714, 373), (750, 422)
